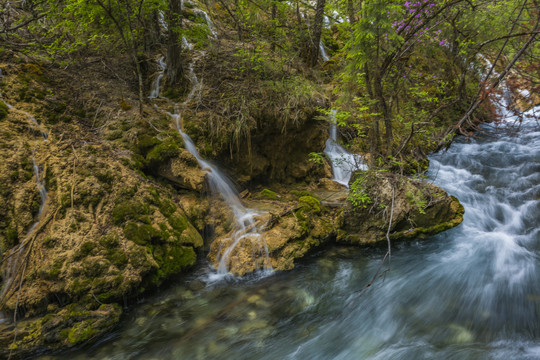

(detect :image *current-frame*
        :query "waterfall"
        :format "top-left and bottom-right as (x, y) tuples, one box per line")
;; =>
(182, 36), (194, 51)
(149, 33), (270, 275)
(194, 9), (218, 39)
(174, 116), (269, 274)
(0, 81), (48, 322)
(149, 57), (166, 99)
(323, 111), (367, 187)
(319, 40), (330, 62)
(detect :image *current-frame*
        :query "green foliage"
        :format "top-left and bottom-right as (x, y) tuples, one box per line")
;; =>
(308, 152), (325, 166)
(406, 187), (428, 214)
(347, 174), (372, 209)
(233, 45), (265, 75)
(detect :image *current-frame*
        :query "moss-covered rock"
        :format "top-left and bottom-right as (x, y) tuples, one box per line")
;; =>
(337, 171), (464, 245)
(255, 188), (281, 200)
(0, 100), (8, 120)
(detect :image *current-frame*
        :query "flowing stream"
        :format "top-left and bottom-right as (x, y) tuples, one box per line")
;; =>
(47, 95), (540, 358)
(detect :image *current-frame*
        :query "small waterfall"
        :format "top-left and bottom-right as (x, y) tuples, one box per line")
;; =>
(323, 111), (367, 186)
(0, 85), (48, 322)
(149, 57), (166, 99)
(182, 36), (194, 51)
(319, 40), (330, 62)
(149, 43), (270, 275)
(158, 11), (168, 31)
(194, 9), (218, 39)
(174, 116), (269, 274)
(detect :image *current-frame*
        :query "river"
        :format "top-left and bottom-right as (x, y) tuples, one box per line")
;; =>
(45, 106), (540, 359)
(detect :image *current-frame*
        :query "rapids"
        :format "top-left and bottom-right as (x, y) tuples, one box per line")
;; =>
(45, 101), (540, 359)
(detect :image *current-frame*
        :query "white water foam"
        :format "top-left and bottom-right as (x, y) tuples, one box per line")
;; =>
(323, 111), (367, 186)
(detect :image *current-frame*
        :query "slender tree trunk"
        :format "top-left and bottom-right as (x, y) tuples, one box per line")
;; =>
(167, 0), (184, 89)
(373, 73), (392, 154)
(365, 65), (379, 166)
(347, 0), (356, 24)
(310, 0), (326, 66)
(271, 0), (277, 52)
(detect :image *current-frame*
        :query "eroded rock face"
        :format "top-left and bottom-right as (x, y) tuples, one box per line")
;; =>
(206, 172), (464, 277)
(207, 193), (338, 276)
(0, 68), (206, 356)
(156, 151), (207, 191)
(337, 172), (464, 245)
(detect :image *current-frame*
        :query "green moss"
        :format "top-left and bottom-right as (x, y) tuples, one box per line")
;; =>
(151, 245), (196, 285)
(146, 138), (180, 167)
(98, 233), (119, 248)
(81, 258), (107, 277)
(67, 320), (97, 345)
(137, 135), (161, 156)
(45, 258), (64, 279)
(112, 200), (151, 225)
(106, 249), (128, 269)
(106, 130), (123, 141)
(5, 225), (18, 248)
(168, 213), (188, 232)
(256, 189), (281, 200)
(299, 196), (324, 214)
(290, 190), (319, 199)
(75, 241), (96, 260)
(159, 199), (177, 217)
(123, 222), (161, 245)
(0, 100), (9, 120)
(123, 221), (139, 241)
(68, 278), (92, 296)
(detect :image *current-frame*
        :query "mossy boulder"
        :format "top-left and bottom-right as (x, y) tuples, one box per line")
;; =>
(0, 303), (121, 357)
(337, 171), (464, 245)
(254, 188), (281, 200)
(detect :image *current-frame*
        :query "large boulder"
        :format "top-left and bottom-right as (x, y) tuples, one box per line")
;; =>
(337, 171), (464, 245)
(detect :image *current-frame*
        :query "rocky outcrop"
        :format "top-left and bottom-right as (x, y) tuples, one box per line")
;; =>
(337, 171), (464, 245)
(0, 65), (206, 357)
(206, 172), (464, 277)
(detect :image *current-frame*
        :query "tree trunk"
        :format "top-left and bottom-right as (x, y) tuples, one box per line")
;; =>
(271, 1), (277, 52)
(310, 0), (326, 66)
(373, 73), (392, 154)
(166, 0), (184, 89)
(347, 0), (356, 24)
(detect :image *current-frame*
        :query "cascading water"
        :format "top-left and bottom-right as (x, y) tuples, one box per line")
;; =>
(319, 40), (330, 62)
(323, 111), (367, 186)
(148, 32), (269, 275)
(49, 54), (540, 360)
(174, 116), (269, 275)
(194, 9), (218, 39)
(149, 57), (166, 99)
(0, 77), (49, 323)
